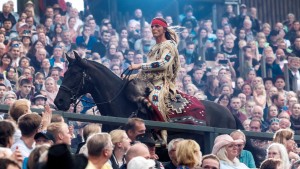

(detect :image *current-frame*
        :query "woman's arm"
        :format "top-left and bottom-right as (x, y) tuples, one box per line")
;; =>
(227, 59), (237, 80)
(130, 48), (175, 71)
(141, 49), (174, 71)
(253, 91), (266, 107)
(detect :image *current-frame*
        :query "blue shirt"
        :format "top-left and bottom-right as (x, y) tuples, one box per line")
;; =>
(239, 150), (256, 168)
(76, 36), (97, 50)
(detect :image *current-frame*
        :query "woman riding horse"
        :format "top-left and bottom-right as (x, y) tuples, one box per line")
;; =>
(129, 17), (180, 122)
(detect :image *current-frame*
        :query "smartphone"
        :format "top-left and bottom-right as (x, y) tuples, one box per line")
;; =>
(219, 60), (229, 64)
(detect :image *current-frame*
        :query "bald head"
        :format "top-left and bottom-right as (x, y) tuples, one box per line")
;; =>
(252, 105), (263, 119)
(125, 143), (150, 162)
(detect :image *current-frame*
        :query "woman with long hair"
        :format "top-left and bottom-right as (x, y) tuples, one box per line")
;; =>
(44, 77), (58, 107)
(266, 143), (290, 169)
(247, 40), (261, 61)
(178, 28), (191, 51)
(273, 128), (300, 161)
(241, 83), (253, 100)
(176, 139), (202, 169)
(0, 53), (12, 73)
(267, 105), (279, 122)
(117, 38), (130, 54)
(129, 17), (180, 121)
(235, 77), (245, 91)
(205, 75), (219, 101)
(253, 84), (267, 107)
(21, 34), (32, 54)
(67, 17), (78, 43)
(26, 40), (46, 60)
(109, 129), (131, 169)
(5, 67), (18, 90)
(51, 23), (64, 42)
(185, 83), (198, 96)
(212, 134), (249, 169)
(195, 27), (209, 50)
(290, 103), (300, 135)
(223, 24), (236, 40)
(246, 69), (257, 84)
(217, 94), (231, 108)
(104, 44), (118, 60)
(267, 87), (278, 107)
(17, 57), (30, 76)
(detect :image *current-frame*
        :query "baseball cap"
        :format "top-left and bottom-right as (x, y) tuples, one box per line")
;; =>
(34, 131), (55, 142)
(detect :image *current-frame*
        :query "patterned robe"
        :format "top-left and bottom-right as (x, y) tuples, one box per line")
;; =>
(137, 40), (180, 121)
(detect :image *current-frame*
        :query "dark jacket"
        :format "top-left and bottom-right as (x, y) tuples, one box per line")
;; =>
(288, 69), (300, 91)
(291, 116), (300, 135)
(256, 62), (283, 80)
(164, 161), (176, 169)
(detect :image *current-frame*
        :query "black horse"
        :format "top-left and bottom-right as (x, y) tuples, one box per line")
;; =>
(55, 53), (267, 166)
(55, 52), (238, 130)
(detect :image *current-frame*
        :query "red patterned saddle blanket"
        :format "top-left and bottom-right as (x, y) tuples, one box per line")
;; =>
(151, 91), (206, 125)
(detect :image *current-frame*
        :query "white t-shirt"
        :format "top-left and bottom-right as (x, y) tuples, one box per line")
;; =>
(220, 160), (250, 169)
(11, 138), (34, 158)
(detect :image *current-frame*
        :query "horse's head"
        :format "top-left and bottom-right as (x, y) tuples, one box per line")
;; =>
(54, 52), (90, 111)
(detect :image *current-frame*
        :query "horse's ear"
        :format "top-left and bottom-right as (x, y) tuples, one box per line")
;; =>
(66, 53), (74, 63)
(73, 51), (89, 68)
(74, 51), (81, 61)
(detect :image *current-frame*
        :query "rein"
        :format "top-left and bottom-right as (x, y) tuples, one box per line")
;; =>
(60, 66), (133, 113)
(90, 67), (133, 105)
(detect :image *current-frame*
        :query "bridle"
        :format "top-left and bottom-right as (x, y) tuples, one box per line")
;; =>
(60, 70), (88, 112)
(59, 66), (134, 113)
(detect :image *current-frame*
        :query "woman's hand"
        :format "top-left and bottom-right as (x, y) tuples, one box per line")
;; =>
(129, 64), (142, 70)
(253, 90), (257, 97)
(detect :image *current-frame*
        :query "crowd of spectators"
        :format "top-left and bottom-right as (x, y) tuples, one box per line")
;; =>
(0, 0), (300, 168)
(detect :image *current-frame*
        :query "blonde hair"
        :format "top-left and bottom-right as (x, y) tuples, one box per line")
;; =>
(216, 146), (240, 165)
(246, 100), (255, 106)
(44, 77), (58, 92)
(83, 123), (102, 141)
(9, 99), (31, 122)
(47, 122), (66, 142)
(176, 139), (201, 168)
(109, 129), (126, 145)
(273, 129), (294, 146)
(254, 84), (266, 96)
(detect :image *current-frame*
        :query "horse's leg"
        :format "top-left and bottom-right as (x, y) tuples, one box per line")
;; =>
(202, 100), (236, 129)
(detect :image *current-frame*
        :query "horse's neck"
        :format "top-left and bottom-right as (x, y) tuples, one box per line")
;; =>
(86, 67), (135, 117)
(90, 86), (136, 118)
(87, 65), (123, 99)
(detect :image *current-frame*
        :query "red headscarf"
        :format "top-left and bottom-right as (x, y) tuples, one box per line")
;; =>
(151, 18), (168, 28)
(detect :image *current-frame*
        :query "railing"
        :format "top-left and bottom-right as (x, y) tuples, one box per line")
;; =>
(0, 104), (299, 154)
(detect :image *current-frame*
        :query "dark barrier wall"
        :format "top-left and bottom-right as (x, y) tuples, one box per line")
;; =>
(241, 0), (300, 27)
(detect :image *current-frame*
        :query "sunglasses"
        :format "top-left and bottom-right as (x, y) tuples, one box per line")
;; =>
(23, 30), (31, 34)
(11, 43), (20, 48)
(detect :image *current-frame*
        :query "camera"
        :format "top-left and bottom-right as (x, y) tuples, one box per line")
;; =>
(218, 59), (229, 64)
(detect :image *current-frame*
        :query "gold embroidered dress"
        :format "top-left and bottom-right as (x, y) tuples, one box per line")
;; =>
(137, 40), (180, 121)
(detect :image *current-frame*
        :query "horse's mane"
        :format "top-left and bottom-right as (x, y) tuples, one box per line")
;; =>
(85, 60), (123, 83)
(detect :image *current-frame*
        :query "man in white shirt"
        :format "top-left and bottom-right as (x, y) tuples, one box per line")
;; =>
(11, 113), (42, 158)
